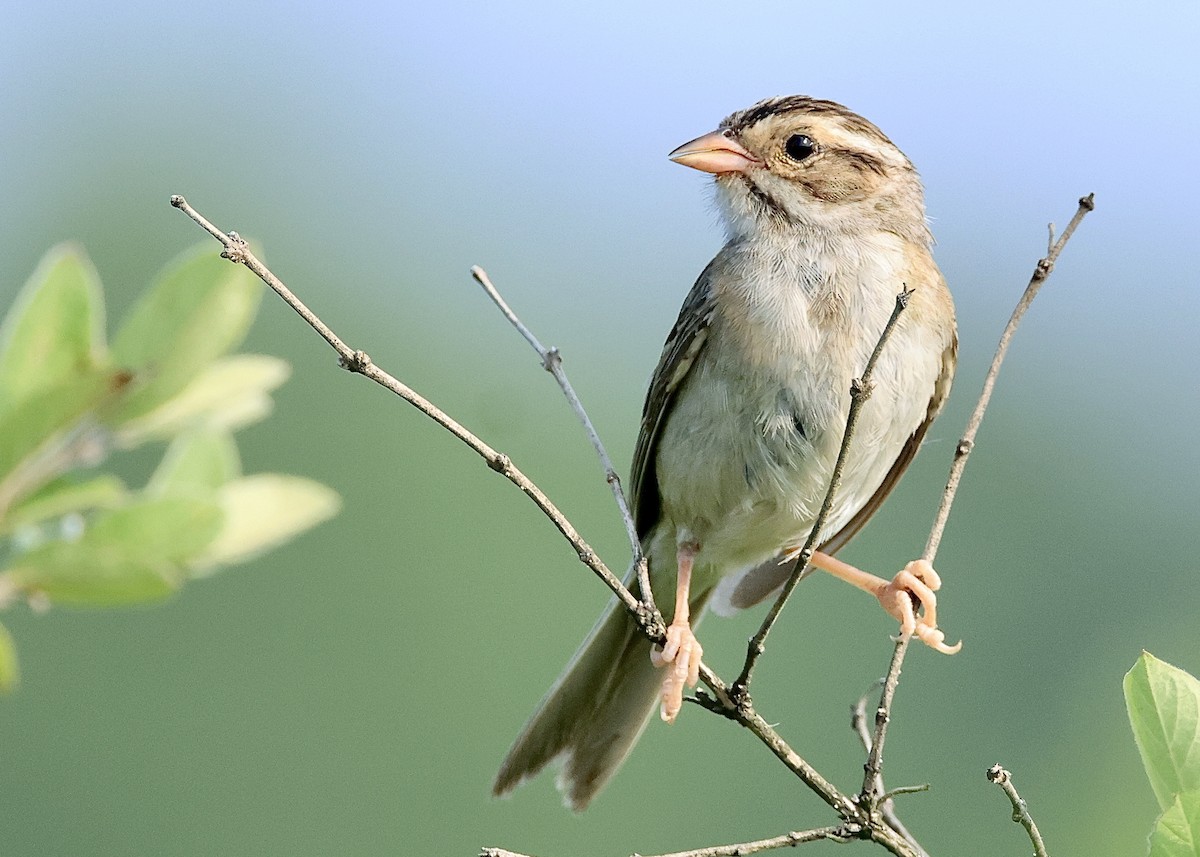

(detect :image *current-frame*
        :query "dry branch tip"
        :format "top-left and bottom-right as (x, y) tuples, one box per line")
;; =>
(987, 764), (1049, 857)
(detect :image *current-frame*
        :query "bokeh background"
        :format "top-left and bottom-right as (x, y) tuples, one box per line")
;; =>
(2, 2), (1198, 855)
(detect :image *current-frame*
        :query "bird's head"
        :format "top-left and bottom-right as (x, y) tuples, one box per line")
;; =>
(670, 95), (930, 245)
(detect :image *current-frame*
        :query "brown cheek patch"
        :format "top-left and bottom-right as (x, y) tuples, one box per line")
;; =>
(800, 149), (885, 203)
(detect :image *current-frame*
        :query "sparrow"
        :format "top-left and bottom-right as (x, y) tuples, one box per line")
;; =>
(493, 95), (958, 810)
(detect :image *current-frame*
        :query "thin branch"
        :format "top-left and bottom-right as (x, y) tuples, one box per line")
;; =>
(484, 827), (847, 857)
(732, 288), (913, 699)
(633, 827), (847, 857)
(880, 785), (929, 801)
(860, 639), (906, 810)
(167, 195), (653, 630)
(987, 765), (1050, 857)
(851, 684), (929, 857)
(922, 193), (1094, 561)
(484, 827), (856, 857)
(860, 194), (1096, 810)
(468, 266), (655, 612)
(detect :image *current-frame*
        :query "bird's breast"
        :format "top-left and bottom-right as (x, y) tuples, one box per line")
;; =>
(653, 232), (946, 573)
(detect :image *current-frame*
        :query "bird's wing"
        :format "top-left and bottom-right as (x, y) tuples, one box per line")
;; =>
(713, 332), (958, 613)
(630, 260), (718, 538)
(819, 331), (957, 554)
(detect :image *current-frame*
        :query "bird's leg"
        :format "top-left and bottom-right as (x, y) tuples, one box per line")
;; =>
(807, 551), (962, 654)
(650, 539), (703, 723)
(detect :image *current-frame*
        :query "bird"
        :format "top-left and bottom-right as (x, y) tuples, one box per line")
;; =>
(493, 95), (959, 811)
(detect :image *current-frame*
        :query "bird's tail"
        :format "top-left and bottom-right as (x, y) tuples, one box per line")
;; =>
(493, 587), (711, 810)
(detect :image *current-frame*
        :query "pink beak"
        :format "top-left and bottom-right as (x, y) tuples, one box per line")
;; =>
(669, 130), (760, 174)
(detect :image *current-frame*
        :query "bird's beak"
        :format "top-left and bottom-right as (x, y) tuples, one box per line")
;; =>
(669, 130), (760, 174)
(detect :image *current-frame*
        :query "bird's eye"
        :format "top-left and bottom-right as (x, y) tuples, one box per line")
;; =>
(784, 134), (816, 161)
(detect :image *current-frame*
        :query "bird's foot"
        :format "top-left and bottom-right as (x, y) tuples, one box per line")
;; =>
(651, 620), (704, 723)
(875, 560), (961, 655)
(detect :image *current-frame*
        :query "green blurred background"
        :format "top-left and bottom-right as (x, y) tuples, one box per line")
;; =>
(2, 2), (1197, 855)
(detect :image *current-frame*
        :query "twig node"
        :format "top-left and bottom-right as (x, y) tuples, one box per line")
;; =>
(339, 350), (372, 373)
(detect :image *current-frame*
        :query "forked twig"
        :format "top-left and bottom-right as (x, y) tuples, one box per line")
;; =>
(852, 685), (929, 857)
(468, 266), (655, 615)
(167, 195), (652, 627)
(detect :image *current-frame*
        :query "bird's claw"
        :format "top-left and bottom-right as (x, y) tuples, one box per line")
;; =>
(651, 621), (703, 722)
(876, 560), (962, 655)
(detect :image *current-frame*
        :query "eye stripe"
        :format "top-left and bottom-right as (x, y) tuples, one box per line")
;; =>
(836, 149), (888, 175)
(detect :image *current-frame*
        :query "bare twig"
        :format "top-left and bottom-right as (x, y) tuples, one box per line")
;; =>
(634, 827), (848, 857)
(851, 684), (929, 857)
(732, 288), (913, 700)
(468, 266), (655, 613)
(860, 194), (1096, 810)
(484, 827), (845, 857)
(922, 193), (1095, 561)
(167, 195), (656, 632)
(987, 765), (1050, 857)
(881, 785), (929, 801)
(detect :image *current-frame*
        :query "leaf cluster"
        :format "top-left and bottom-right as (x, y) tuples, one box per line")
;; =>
(0, 244), (341, 691)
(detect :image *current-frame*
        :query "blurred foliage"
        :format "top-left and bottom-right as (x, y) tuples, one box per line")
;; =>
(1127, 652), (1200, 856)
(0, 244), (340, 692)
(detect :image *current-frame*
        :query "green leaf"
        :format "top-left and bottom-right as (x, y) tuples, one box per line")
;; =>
(88, 497), (224, 564)
(116, 354), (290, 446)
(0, 368), (129, 484)
(1149, 791), (1200, 857)
(108, 244), (261, 421)
(193, 474), (340, 573)
(1, 474), (127, 536)
(4, 541), (178, 606)
(1126, 652), (1200, 808)
(0, 621), (18, 693)
(0, 244), (106, 411)
(4, 497), (223, 606)
(146, 430), (241, 497)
